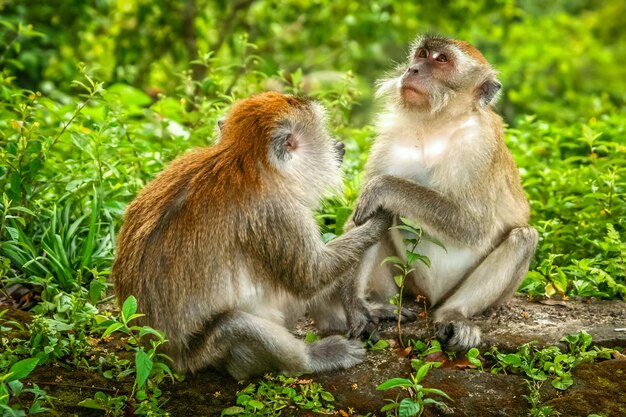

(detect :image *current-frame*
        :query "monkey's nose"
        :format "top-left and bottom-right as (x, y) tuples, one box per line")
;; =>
(407, 65), (419, 74)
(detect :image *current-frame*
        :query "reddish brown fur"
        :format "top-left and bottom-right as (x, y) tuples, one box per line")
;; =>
(113, 92), (307, 321)
(452, 39), (489, 65)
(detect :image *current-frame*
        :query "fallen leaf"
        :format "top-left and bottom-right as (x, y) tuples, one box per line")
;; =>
(423, 351), (448, 364)
(339, 410), (350, 417)
(612, 351), (626, 360)
(442, 357), (477, 370)
(538, 299), (571, 308)
(400, 346), (413, 357)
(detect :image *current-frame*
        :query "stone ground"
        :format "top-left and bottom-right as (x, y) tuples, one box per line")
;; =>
(18, 296), (626, 416)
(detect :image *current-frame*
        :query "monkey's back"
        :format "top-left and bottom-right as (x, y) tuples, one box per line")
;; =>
(111, 146), (268, 344)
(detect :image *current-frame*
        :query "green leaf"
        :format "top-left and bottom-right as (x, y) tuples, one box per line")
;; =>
(135, 349), (153, 389)
(89, 278), (106, 305)
(121, 295), (138, 322)
(320, 391), (335, 402)
(415, 362), (432, 383)
(421, 387), (453, 400)
(106, 83), (151, 107)
(221, 406), (245, 416)
(376, 378), (412, 390)
(101, 322), (124, 338)
(247, 399), (265, 410)
(80, 187), (100, 268)
(391, 224), (421, 236)
(381, 402), (399, 412)
(138, 326), (165, 340)
(398, 217), (421, 230)
(7, 358), (39, 382)
(398, 397), (422, 417)
(382, 256), (405, 266)
(394, 274), (404, 288)
(423, 398), (446, 406)
(502, 354), (522, 367)
(78, 398), (105, 410)
(551, 374), (573, 390)
(423, 233), (447, 252)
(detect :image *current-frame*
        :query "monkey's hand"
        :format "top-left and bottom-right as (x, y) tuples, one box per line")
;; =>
(353, 176), (391, 226)
(363, 208), (394, 237)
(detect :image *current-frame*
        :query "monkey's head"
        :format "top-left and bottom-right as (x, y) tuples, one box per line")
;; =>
(218, 92), (345, 206)
(378, 34), (501, 115)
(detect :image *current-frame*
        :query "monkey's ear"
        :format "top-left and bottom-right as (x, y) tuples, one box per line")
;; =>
(479, 78), (501, 106)
(272, 132), (299, 161)
(217, 118), (225, 131)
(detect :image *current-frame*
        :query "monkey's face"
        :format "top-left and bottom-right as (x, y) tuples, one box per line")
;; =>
(401, 37), (461, 110)
(378, 35), (501, 114)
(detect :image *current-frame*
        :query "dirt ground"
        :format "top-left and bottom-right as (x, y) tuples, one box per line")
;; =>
(17, 296), (626, 416)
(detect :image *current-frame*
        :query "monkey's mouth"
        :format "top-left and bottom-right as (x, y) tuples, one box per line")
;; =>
(400, 86), (424, 103)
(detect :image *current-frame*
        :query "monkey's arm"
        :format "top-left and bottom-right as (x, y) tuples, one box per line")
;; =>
(353, 175), (489, 246)
(307, 210), (393, 296)
(250, 205), (392, 298)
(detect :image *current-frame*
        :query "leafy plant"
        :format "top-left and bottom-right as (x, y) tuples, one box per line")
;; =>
(221, 375), (336, 416)
(382, 217), (444, 346)
(486, 331), (614, 415)
(0, 357), (55, 417)
(79, 296), (176, 416)
(377, 361), (451, 417)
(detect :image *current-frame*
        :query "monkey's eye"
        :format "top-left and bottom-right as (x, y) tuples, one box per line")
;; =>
(436, 54), (448, 63)
(417, 48), (428, 58)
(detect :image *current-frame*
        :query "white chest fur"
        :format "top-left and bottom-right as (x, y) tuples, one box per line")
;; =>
(375, 114), (482, 189)
(390, 228), (482, 304)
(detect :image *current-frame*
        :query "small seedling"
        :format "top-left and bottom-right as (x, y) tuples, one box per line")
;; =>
(377, 361), (451, 417)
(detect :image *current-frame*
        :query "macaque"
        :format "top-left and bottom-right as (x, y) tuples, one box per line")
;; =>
(351, 34), (538, 351)
(111, 92), (391, 380)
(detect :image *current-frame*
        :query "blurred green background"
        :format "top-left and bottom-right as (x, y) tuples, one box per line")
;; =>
(3, 0), (625, 123)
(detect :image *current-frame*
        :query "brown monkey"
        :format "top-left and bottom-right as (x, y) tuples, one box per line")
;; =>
(111, 92), (391, 380)
(350, 34), (538, 351)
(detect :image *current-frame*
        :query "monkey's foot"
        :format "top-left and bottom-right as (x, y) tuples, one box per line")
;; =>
(307, 336), (365, 373)
(435, 313), (481, 352)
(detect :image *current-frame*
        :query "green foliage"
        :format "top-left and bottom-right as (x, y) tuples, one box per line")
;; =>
(513, 116), (626, 299)
(377, 361), (451, 417)
(83, 296), (176, 416)
(0, 358), (55, 417)
(3, 1), (625, 122)
(486, 331), (614, 416)
(221, 375), (336, 416)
